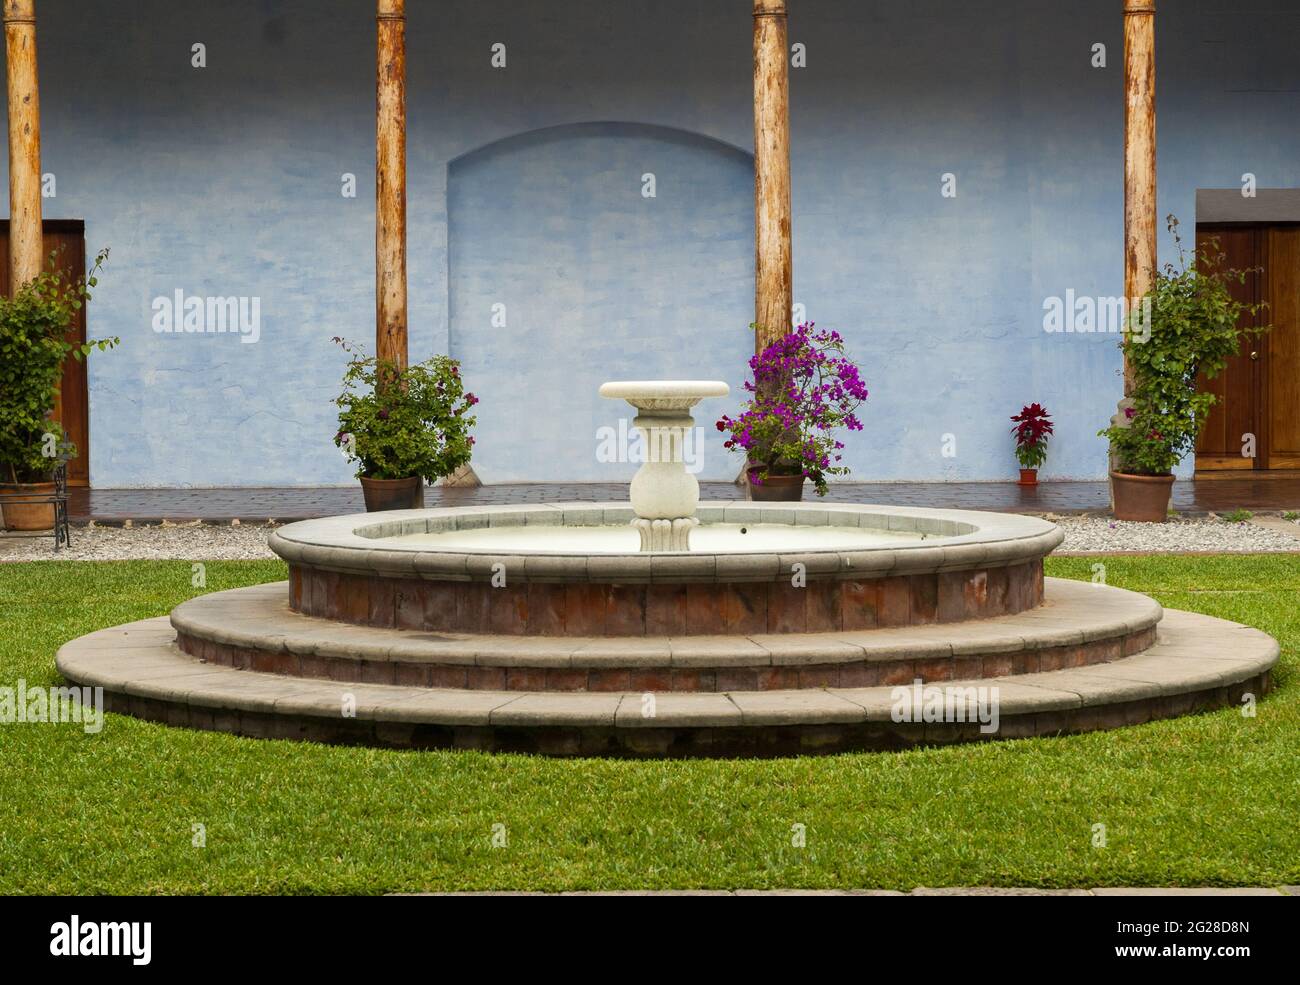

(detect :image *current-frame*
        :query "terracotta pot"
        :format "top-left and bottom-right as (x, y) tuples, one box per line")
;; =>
(747, 468), (805, 502)
(360, 475), (424, 512)
(1110, 471), (1174, 522)
(1018, 468), (1038, 487)
(0, 482), (56, 531)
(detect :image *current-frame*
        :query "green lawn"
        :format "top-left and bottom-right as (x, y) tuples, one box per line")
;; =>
(1, 554), (1297, 894)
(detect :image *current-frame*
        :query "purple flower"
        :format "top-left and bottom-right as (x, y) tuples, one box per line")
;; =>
(715, 322), (868, 494)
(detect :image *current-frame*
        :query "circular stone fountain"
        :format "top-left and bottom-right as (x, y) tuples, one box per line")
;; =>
(55, 383), (1280, 757)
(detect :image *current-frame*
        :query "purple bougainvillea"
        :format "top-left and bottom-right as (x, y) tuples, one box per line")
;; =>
(715, 323), (868, 496)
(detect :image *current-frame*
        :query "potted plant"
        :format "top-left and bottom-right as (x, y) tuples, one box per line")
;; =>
(1099, 217), (1266, 522)
(0, 249), (115, 530)
(1010, 403), (1053, 486)
(333, 338), (478, 511)
(716, 322), (868, 501)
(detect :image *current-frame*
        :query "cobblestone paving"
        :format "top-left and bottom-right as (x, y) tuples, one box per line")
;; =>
(59, 478), (1300, 524)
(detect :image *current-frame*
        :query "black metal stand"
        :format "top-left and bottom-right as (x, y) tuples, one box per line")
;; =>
(0, 461), (71, 551)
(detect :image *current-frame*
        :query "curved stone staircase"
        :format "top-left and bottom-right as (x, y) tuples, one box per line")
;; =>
(56, 577), (1277, 756)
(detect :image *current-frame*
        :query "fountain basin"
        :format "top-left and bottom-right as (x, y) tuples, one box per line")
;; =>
(385, 521), (923, 553)
(268, 502), (1062, 636)
(597, 380), (730, 408)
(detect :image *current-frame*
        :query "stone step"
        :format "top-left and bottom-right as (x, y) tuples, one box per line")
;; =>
(56, 606), (1277, 756)
(169, 578), (1162, 691)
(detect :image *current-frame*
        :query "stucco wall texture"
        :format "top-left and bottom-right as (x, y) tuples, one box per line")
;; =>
(5, 0), (1297, 486)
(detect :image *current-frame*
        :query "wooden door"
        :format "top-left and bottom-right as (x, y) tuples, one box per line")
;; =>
(1194, 225), (1262, 470)
(0, 220), (90, 486)
(1263, 226), (1300, 468)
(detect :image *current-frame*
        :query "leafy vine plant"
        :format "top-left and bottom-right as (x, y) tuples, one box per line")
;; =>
(0, 248), (116, 484)
(1100, 216), (1267, 476)
(716, 322), (868, 496)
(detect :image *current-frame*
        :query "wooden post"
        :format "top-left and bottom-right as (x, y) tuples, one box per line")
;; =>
(376, 0), (407, 371)
(5, 0), (41, 293)
(1123, 0), (1156, 395)
(752, 0), (792, 352)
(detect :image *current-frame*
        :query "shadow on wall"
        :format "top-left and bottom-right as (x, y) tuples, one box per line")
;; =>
(448, 122), (753, 483)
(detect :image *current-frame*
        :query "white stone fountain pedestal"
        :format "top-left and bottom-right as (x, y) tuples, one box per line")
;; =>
(599, 380), (730, 551)
(632, 516), (698, 552)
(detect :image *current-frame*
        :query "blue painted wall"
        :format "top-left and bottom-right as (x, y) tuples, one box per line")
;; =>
(7, 0), (1298, 486)
(448, 122), (752, 482)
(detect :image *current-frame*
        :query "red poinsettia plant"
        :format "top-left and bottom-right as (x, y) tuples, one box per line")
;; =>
(1010, 403), (1053, 470)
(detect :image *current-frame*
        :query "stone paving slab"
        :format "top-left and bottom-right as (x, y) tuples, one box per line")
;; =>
(405, 886), (1289, 896)
(1004, 668), (1166, 707)
(920, 679), (1083, 715)
(726, 689), (865, 726)
(1249, 516), (1300, 541)
(489, 692), (621, 727)
(909, 887), (1094, 896)
(1089, 887), (1284, 896)
(614, 692), (741, 728)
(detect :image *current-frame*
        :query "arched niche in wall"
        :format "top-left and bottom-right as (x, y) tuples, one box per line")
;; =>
(447, 121), (753, 483)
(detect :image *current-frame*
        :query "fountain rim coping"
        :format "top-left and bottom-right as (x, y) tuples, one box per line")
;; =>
(268, 502), (1063, 583)
(598, 380), (730, 401)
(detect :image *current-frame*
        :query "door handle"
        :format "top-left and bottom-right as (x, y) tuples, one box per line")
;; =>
(1250, 351), (1259, 360)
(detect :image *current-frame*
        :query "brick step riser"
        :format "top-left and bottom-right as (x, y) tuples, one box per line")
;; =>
(289, 561), (1046, 636)
(175, 624), (1158, 693)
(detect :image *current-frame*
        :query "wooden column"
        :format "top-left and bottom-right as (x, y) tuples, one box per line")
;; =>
(376, 0), (407, 370)
(1123, 0), (1156, 395)
(5, 0), (41, 292)
(752, 0), (792, 352)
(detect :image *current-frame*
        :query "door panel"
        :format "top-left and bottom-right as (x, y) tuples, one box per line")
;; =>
(1265, 226), (1300, 468)
(1194, 226), (1259, 469)
(0, 221), (89, 485)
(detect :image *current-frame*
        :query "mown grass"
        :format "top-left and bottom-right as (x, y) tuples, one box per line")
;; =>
(0, 554), (1297, 894)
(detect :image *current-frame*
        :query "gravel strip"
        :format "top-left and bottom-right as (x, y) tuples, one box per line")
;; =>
(1052, 515), (1300, 554)
(0, 522), (279, 562)
(3, 515), (1299, 562)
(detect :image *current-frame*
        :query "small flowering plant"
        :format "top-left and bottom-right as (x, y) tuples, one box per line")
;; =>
(332, 337), (478, 481)
(716, 323), (868, 496)
(1010, 403), (1053, 470)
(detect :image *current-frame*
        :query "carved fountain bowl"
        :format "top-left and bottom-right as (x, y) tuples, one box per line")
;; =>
(597, 380), (730, 414)
(268, 502), (1063, 638)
